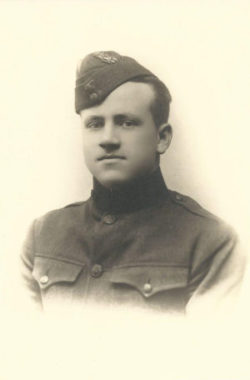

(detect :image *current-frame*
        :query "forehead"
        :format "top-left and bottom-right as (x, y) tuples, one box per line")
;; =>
(80, 81), (155, 118)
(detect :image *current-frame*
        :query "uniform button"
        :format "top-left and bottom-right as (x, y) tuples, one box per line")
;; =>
(103, 214), (116, 224)
(175, 194), (183, 201)
(40, 275), (49, 285)
(143, 283), (152, 294)
(91, 264), (103, 278)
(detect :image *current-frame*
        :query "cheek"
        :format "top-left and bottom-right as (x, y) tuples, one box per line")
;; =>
(129, 130), (158, 155)
(82, 145), (95, 170)
(82, 134), (96, 157)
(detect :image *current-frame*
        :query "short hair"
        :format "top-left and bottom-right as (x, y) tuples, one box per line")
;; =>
(129, 76), (171, 128)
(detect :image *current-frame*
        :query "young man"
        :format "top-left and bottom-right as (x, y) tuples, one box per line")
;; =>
(21, 51), (245, 315)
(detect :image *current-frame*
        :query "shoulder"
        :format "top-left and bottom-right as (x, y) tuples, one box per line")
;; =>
(166, 191), (243, 274)
(33, 200), (88, 232)
(41, 200), (87, 217)
(167, 189), (236, 240)
(168, 190), (219, 220)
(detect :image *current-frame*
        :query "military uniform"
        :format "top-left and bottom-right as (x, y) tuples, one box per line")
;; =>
(20, 169), (244, 315)
(20, 51), (245, 315)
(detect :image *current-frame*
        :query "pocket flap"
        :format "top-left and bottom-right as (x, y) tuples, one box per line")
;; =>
(110, 265), (188, 298)
(32, 256), (84, 290)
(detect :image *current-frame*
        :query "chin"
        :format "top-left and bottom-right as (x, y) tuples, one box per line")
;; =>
(96, 172), (135, 189)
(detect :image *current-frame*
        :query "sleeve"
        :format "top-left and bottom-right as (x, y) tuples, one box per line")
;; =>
(186, 228), (247, 317)
(20, 220), (42, 310)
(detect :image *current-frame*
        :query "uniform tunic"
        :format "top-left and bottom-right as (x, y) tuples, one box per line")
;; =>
(20, 169), (244, 315)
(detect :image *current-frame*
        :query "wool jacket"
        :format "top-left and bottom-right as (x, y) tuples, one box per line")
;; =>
(20, 169), (244, 315)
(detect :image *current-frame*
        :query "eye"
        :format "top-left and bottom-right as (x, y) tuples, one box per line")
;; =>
(121, 119), (137, 128)
(86, 120), (103, 129)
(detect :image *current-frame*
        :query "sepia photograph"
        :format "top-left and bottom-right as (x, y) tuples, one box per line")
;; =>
(0, 1), (249, 380)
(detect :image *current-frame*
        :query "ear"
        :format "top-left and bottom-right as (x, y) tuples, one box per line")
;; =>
(156, 124), (173, 154)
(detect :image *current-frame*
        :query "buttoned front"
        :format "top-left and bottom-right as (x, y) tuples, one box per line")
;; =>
(91, 264), (103, 278)
(40, 275), (49, 285)
(143, 283), (152, 295)
(20, 170), (245, 316)
(102, 214), (116, 225)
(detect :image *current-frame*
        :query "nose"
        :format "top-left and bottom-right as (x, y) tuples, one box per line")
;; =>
(99, 124), (120, 151)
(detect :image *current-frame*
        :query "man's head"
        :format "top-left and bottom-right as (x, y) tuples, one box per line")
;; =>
(75, 51), (172, 189)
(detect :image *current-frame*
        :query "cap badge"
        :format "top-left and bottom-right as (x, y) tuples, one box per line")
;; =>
(94, 52), (118, 64)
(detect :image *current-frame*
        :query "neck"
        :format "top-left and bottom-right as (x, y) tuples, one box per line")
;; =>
(91, 167), (168, 214)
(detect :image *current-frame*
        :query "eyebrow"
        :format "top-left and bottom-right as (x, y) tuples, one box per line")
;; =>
(84, 113), (142, 126)
(84, 116), (104, 126)
(114, 114), (142, 124)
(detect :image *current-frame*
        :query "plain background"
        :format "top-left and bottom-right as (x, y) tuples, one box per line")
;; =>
(0, 1), (249, 379)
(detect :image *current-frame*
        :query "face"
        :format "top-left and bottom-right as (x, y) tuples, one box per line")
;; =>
(80, 81), (171, 188)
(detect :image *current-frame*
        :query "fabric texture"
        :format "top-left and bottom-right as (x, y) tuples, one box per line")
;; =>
(20, 169), (245, 316)
(75, 51), (171, 113)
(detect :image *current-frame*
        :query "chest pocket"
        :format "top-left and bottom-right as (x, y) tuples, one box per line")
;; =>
(32, 256), (84, 290)
(110, 265), (189, 298)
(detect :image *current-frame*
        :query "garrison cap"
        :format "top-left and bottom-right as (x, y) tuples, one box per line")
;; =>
(75, 51), (171, 114)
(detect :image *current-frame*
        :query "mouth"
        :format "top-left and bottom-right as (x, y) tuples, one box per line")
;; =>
(97, 155), (126, 161)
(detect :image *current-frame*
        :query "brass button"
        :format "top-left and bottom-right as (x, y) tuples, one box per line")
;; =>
(91, 264), (103, 278)
(143, 283), (152, 294)
(175, 194), (183, 201)
(103, 214), (116, 224)
(40, 275), (49, 285)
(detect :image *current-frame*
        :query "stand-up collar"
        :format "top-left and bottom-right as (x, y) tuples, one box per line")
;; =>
(90, 167), (168, 215)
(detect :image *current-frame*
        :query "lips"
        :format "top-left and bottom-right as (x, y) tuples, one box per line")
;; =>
(97, 155), (126, 161)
